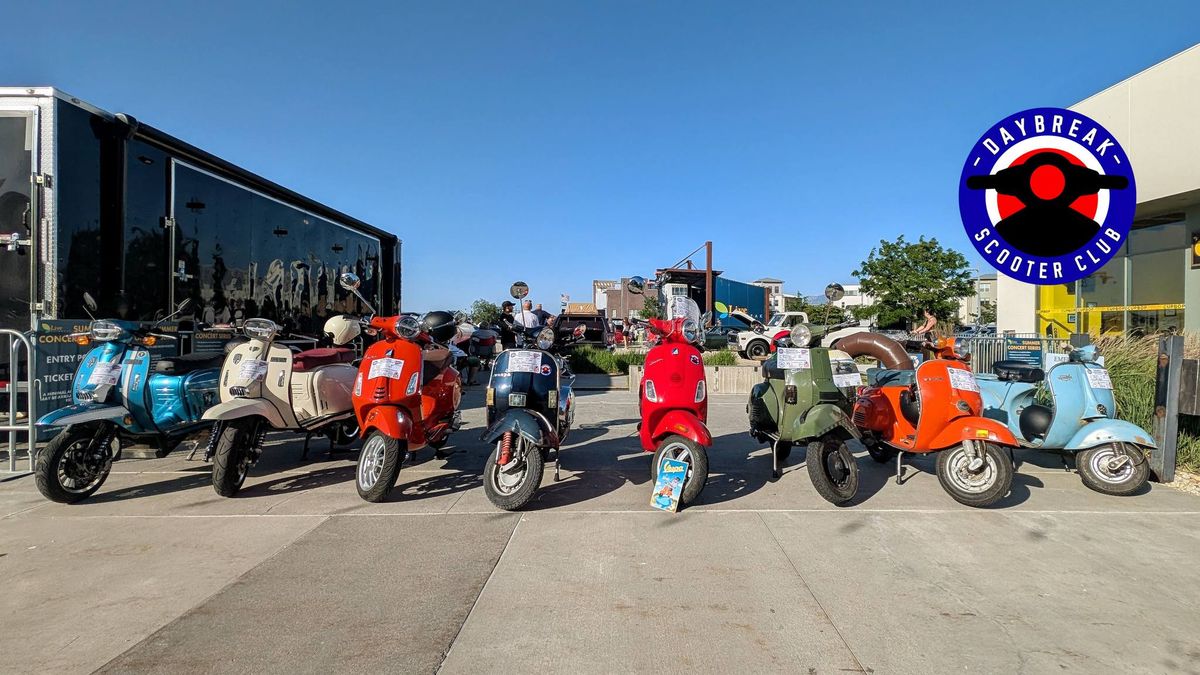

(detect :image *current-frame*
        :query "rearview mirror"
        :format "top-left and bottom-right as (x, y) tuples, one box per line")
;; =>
(573, 324), (587, 338)
(824, 282), (845, 303)
(453, 311), (467, 324)
(176, 297), (191, 312)
(338, 272), (361, 290)
(83, 292), (98, 313)
(510, 282), (529, 300)
(626, 276), (645, 295)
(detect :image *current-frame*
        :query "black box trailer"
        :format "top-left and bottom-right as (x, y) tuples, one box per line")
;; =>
(0, 87), (401, 334)
(0, 87), (400, 419)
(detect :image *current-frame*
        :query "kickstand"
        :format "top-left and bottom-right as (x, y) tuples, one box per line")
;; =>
(895, 451), (905, 485)
(301, 432), (315, 460)
(1061, 452), (1073, 471)
(185, 439), (200, 461)
(770, 439), (780, 479)
(553, 448), (561, 482)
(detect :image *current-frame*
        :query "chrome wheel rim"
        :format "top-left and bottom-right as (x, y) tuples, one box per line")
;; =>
(358, 435), (387, 490)
(490, 439), (527, 495)
(824, 445), (852, 488)
(1089, 445), (1134, 485)
(56, 437), (110, 494)
(944, 446), (996, 494)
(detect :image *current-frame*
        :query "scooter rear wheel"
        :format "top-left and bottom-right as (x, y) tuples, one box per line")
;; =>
(1077, 443), (1149, 497)
(357, 431), (403, 502)
(936, 442), (1013, 508)
(806, 436), (859, 505)
(652, 435), (709, 506)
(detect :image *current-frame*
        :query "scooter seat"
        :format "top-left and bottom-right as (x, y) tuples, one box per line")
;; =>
(293, 347), (355, 372)
(422, 346), (453, 385)
(866, 368), (916, 387)
(154, 352), (225, 375)
(993, 360), (1044, 383)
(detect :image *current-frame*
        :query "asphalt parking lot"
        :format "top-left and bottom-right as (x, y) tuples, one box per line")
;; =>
(3, 387), (1200, 674)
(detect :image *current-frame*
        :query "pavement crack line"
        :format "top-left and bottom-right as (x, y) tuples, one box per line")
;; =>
(758, 512), (870, 674)
(436, 514), (522, 673)
(91, 514), (332, 673)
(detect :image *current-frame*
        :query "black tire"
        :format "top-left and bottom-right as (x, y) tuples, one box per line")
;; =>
(746, 340), (770, 360)
(356, 431), (403, 502)
(428, 436), (448, 451)
(936, 442), (1013, 508)
(806, 436), (859, 505)
(483, 436), (544, 511)
(774, 441), (792, 463)
(1076, 444), (1149, 497)
(866, 443), (896, 464)
(651, 435), (709, 505)
(34, 423), (114, 504)
(212, 418), (258, 497)
(328, 421), (359, 447)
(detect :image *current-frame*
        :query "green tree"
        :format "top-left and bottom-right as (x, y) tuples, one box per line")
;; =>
(978, 300), (997, 325)
(852, 235), (974, 329)
(469, 298), (501, 326)
(784, 295), (848, 324)
(642, 293), (663, 319)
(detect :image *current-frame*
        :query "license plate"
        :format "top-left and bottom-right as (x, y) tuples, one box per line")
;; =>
(508, 393), (527, 407)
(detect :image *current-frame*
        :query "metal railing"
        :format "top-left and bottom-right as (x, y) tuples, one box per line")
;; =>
(1, 330), (37, 474)
(956, 336), (1070, 373)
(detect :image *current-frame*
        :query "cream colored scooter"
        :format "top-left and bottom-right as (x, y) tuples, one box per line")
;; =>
(203, 306), (362, 496)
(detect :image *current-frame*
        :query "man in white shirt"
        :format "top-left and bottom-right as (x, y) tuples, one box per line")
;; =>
(514, 300), (540, 329)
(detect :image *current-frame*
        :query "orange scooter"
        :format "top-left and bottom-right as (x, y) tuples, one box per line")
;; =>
(852, 337), (1019, 507)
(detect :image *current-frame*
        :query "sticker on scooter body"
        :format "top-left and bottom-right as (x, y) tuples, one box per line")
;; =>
(776, 348), (811, 370)
(1085, 368), (1113, 390)
(651, 458), (688, 512)
(87, 362), (122, 386)
(239, 359), (268, 381)
(947, 368), (980, 392)
(367, 357), (405, 380)
(508, 350), (542, 373)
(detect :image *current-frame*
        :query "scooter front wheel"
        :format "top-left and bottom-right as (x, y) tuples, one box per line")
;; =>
(357, 431), (403, 502)
(483, 435), (544, 511)
(212, 418), (258, 497)
(806, 437), (859, 505)
(1077, 443), (1149, 496)
(936, 442), (1013, 508)
(34, 423), (114, 503)
(652, 435), (709, 506)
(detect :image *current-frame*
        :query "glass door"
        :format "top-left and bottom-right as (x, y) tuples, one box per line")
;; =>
(0, 110), (37, 331)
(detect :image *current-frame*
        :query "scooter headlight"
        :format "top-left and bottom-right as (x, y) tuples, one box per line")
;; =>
(395, 315), (421, 339)
(243, 318), (278, 341)
(789, 324), (812, 347)
(644, 379), (658, 403)
(90, 320), (122, 342)
(682, 319), (699, 343)
(537, 327), (556, 351)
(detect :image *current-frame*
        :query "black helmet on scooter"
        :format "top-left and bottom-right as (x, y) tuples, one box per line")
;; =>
(421, 310), (458, 344)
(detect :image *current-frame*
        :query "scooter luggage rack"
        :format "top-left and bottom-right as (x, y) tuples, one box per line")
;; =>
(0, 330), (38, 476)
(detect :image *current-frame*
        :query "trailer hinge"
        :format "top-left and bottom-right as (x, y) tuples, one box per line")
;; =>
(34, 173), (52, 188)
(161, 216), (176, 229)
(33, 302), (45, 311)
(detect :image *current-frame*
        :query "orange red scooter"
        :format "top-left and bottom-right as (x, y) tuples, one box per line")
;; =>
(852, 337), (1019, 507)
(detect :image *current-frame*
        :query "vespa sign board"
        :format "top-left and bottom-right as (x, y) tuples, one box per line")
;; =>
(1004, 337), (1042, 367)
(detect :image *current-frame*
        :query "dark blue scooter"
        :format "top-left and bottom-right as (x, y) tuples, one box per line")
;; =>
(35, 298), (223, 503)
(976, 345), (1154, 496)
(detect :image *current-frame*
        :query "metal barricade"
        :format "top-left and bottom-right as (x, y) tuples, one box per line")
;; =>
(956, 336), (1070, 373)
(1, 329), (37, 474)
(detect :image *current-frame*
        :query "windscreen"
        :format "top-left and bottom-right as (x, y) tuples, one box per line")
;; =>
(664, 295), (701, 324)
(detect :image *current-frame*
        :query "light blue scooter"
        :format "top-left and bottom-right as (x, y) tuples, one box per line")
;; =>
(975, 345), (1154, 496)
(34, 297), (223, 503)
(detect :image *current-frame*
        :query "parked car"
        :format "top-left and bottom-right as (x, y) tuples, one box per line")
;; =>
(554, 312), (613, 349)
(704, 323), (740, 350)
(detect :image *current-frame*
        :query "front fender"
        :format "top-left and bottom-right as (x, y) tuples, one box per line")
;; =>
(362, 405), (414, 442)
(929, 416), (1018, 450)
(650, 409), (713, 447)
(36, 403), (131, 429)
(202, 398), (289, 429)
(1067, 419), (1157, 450)
(481, 409), (557, 448)
(791, 402), (856, 441)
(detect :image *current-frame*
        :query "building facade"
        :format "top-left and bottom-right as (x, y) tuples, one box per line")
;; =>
(997, 44), (1200, 337)
(957, 273), (998, 325)
(751, 277), (797, 314)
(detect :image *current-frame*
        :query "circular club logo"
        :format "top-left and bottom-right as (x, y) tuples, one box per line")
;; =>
(959, 107), (1135, 284)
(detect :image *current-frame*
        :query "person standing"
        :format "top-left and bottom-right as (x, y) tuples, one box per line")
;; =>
(532, 303), (553, 326)
(498, 301), (518, 349)
(514, 300), (540, 329)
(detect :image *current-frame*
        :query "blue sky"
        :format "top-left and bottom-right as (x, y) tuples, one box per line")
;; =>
(4, 1), (1199, 310)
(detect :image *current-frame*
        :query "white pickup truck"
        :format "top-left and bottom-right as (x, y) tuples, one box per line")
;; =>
(732, 311), (871, 359)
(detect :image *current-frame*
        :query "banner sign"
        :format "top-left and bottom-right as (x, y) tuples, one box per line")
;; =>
(1004, 336), (1043, 367)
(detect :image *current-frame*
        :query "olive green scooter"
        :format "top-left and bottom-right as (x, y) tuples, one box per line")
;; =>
(746, 324), (864, 504)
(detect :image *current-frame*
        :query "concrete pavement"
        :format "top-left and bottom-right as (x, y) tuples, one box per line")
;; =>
(2, 386), (1199, 673)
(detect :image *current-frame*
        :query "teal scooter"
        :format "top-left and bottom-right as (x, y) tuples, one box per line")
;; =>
(975, 345), (1153, 496)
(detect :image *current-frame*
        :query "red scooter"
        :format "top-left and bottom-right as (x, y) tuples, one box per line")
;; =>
(626, 277), (712, 505)
(345, 291), (463, 502)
